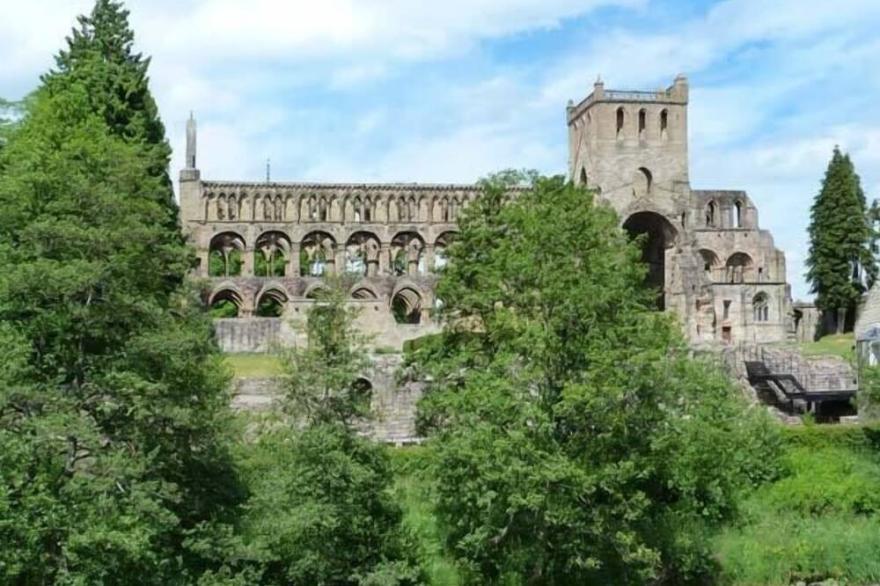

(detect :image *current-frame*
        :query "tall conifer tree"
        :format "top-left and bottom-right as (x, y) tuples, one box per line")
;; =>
(806, 147), (875, 333)
(43, 0), (176, 220)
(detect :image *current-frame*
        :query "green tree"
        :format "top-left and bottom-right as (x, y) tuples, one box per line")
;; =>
(224, 282), (423, 585)
(0, 58), (240, 586)
(43, 0), (176, 218)
(411, 172), (779, 584)
(806, 147), (875, 333)
(0, 97), (27, 151)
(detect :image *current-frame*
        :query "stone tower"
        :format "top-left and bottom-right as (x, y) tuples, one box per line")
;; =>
(567, 74), (689, 218)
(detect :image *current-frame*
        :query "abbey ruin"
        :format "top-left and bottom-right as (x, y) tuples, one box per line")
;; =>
(181, 75), (808, 355)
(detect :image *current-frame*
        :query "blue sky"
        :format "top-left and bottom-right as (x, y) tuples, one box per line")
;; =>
(2, 0), (879, 300)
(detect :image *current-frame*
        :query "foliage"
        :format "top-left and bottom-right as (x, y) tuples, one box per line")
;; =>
(235, 424), (423, 586)
(223, 353), (284, 378)
(254, 250), (286, 277)
(715, 445), (880, 585)
(780, 421), (880, 453)
(278, 281), (373, 427)
(0, 6), (241, 581)
(210, 299), (241, 318)
(806, 146), (875, 332)
(409, 172), (780, 584)
(209, 249), (243, 277)
(42, 0), (174, 207)
(0, 96), (29, 150)
(857, 366), (880, 421)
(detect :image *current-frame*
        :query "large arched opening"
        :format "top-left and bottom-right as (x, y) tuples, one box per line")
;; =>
(623, 211), (677, 310)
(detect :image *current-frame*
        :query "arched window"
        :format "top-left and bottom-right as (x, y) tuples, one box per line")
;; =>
(726, 252), (754, 284)
(705, 201), (716, 227)
(579, 167), (588, 186)
(660, 109), (668, 140)
(208, 232), (245, 277)
(434, 232), (456, 272)
(753, 293), (769, 322)
(209, 289), (243, 318)
(391, 287), (423, 324)
(351, 378), (373, 411)
(391, 232), (425, 276)
(633, 167), (652, 197)
(699, 249), (720, 281)
(255, 288), (288, 317)
(301, 232), (335, 276)
(616, 107), (625, 138)
(345, 232), (380, 277)
(733, 200), (743, 228)
(254, 231), (291, 277)
(351, 287), (378, 300)
(638, 108), (647, 140)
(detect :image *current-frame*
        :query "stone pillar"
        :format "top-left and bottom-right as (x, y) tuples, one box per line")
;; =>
(289, 243), (301, 277)
(242, 247), (254, 276)
(335, 248), (346, 275)
(197, 249), (209, 277)
(424, 244), (435, 274)
(379, 244), (391, 275)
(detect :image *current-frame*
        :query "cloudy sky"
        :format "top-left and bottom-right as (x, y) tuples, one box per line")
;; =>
(2, 0), (879, 299)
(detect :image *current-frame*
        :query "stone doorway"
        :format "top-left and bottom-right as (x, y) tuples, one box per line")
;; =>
(623, 211), (677, 310)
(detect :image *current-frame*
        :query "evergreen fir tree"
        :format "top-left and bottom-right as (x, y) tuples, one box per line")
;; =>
(43, 0), (176, 220)
(806, 147), (875, 333)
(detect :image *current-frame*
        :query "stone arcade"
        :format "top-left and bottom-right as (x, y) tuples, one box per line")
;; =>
(179, 75), (809, 439)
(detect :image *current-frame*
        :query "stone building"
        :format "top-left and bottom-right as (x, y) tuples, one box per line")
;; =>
(568, 75), (794, 345)
(180, 74), (798, 352)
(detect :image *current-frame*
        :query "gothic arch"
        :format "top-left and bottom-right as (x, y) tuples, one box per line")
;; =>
(208, 287), (244, 318)
(633, 167), (653, 198)
(434, 231), (457, 271)
(351, 284), (379, 300)
(698, 249), (721, 281)
(391, 286), (424, 324)
(623, 211), (677, 310)
(255, 285), (288, 317)
(753, 292), (769, 322)
(705, 200), (717, 227)
(304, 282), (330, 300)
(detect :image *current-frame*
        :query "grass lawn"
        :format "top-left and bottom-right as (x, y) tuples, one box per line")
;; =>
(799, 333), (855, 360)
(224, 353), (284, 378)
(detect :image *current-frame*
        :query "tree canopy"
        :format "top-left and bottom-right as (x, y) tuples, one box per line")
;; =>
(806, 146), (875, 332)
(410, 172), (779, 584)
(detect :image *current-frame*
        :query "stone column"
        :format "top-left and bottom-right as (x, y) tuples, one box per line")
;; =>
(289, 243), (301, 277)
(197, 249), (209, 277)
(379, 243), (391, 275)
(424, 244), (435, 274)
(335, 248), (346, 275)
(242, 247), (254, 277)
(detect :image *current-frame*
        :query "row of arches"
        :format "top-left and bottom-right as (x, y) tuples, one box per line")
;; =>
(698, 249), (763, 284)
(208, 283), (430, 325)
(204, 190), (472, 224)
(208, 230), (456, 278)
(616, 106), (670, 141)
(704, 200), (744, 229)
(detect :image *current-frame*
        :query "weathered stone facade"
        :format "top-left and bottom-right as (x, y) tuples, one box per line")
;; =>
(180, 75), (802, 438)
(567, 75), (793, 346)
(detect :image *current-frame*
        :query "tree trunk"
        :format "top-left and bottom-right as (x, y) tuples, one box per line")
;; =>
(836, 307), (847, 334)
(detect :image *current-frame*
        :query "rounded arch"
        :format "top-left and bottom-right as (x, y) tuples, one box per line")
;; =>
(208, 287), (243, 318)
(698, 249), (721, 281)
(633, 167), (653, 197)
(255, 285), (288, 317)
(391, 232), (426, 276)
(753, 292), (769, 322)
(660, 108), (669, 139)
(616, 106), (625, 138)
(304, 282), (330, 300)
(732, 199), (744, 228)
(254, 231), (291, 277)
(705, 200), (717, 227)
(391, 286), (424, 324)
(726, 252), (754, 283)
(351, 285), (379, 300)
(345, 231), (381, 277)
(301, 231), (336, 276)
(638, 108), (647, 139)
(208, 232), (246, 277)
(434, 231), (457, 272)
(623, 211), (678, 310)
